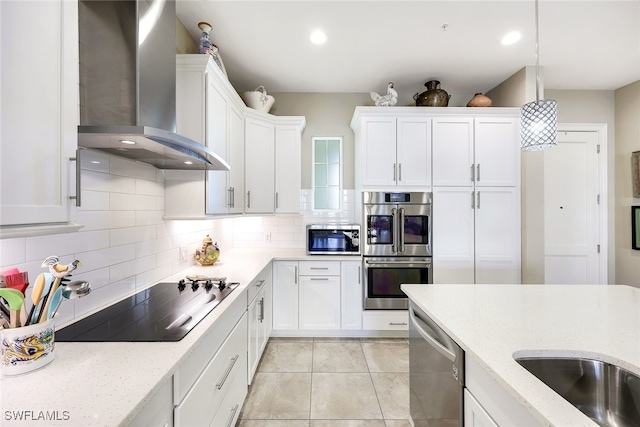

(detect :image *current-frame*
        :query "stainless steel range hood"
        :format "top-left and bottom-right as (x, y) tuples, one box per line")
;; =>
(78, 0), (229, 171)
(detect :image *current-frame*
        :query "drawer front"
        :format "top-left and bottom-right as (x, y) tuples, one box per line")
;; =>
(247, 263), (271, 305)
(210, 352), (248, 427)
(129, 378), (173, 427)
(362, 311), (409, 330)
(299, 260), (340, 276)
(174, 293), (247, 403)
(175, 313), (248, 427)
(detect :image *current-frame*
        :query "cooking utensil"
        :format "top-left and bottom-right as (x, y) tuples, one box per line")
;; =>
(26, 273), (53, 326)
(3, 272), (29, 295)
(46, 286), (65, 321)
(37, 275), (62, 324)
(0, 289), (25, 328)
(61, 280), (92, 300)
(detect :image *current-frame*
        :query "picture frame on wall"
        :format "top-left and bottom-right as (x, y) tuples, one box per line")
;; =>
(633, 206), (640, 250)
(633, 151), (640, 198)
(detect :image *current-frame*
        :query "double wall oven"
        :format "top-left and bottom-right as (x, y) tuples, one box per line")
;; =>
(363, 192), (432, 309)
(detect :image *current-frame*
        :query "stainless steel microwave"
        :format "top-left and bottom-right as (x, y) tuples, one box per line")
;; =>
(306, 224), (361, 255)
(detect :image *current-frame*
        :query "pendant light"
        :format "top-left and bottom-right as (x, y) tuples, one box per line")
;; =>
(520, 0), (557, 151)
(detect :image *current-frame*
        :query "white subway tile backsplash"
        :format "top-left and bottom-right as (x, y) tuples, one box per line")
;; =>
(110, 225), (156, 247)
(110, 193), (159, 211)
(136, 263), (172, 289)
(135, 179), (164, 196)
(26, 230), (110, 262)
(74, 278), (136, 318)
(81, 150), (110, 173)
(136, 237), (172, 258)
(135, 211), (165, 226)
(82, 169), (137, 194)
(78, 190), (110, 211)
(0, 238), (26, 268)
(71, 267), (111, 291)
(76, 211), (137, 231)
(156, 247), (179, 268)
(110, 254), (155, 283)
(77, 245), (136, 272)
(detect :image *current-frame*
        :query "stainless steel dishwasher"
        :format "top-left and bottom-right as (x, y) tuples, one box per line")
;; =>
(409, 301), (465, 427)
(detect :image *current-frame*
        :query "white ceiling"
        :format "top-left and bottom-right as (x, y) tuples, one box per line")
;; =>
(176, 0), (640, 99)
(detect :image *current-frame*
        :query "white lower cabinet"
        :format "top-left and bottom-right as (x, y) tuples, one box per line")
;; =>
(362, 310), (409, 331)
(340, 261), (363, 330)
(299, 275), (341, 330)
(465, 357), (541, 427)
(129, 378), (174, 427)
(173, 299), (248, 427)
(272, 261), (299, 330)
(464, 389), (498, 427)
(248, 264), (273, 384)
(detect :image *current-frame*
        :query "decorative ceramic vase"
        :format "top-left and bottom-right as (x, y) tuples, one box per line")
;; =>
(467, 93), (492, 107)
(414, 80), (451, 107)
(195, 235), (220, 266)
(198, 22), (213, 55)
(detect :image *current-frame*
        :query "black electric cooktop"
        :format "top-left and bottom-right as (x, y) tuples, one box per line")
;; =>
(56, 278), (239, 342)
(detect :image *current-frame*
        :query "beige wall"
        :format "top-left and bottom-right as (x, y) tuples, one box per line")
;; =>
(268, 92), (371, 189)
(546, 89), (616, 284)
(176, 18), (198, 54)
(614, 80), (640, 287)
(488, 66), (546, 284)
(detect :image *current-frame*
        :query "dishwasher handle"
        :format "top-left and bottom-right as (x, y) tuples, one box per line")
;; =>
(409, 305), (456, 362)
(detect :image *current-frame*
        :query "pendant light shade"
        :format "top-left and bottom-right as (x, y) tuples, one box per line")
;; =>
(520, 0), (557, 151)
(521, 99), (557, 151)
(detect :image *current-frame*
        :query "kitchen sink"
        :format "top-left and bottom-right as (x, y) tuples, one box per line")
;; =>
(514, 356), (640, 427)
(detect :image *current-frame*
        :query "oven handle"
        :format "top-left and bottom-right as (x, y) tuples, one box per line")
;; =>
(409, 306), (456, 362)
(399, 207), (406, 253)
(365, 259), (432, 267)
(391, 207), (398, 253)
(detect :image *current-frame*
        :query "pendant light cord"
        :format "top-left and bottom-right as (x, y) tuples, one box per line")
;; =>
(535, 0), (541, 102)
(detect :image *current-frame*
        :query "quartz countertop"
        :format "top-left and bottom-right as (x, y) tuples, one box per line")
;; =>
(1, 248), (343, 426)
(401, 284), (640, 427)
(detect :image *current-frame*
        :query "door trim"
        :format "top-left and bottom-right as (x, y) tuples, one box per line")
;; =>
(555, 123), (608, 285)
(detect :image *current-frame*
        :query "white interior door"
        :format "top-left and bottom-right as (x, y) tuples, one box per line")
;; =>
(544, 131), (600, 284)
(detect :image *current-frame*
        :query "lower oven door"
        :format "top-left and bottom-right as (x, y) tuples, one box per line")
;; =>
(363, 257), (432, 310)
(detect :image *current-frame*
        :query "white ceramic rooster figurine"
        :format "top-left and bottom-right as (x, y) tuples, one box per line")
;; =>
(370, 82), (398, 107)
(41, 256), (81, 278)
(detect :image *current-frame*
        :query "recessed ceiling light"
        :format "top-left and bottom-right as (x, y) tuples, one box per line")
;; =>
(501, 31), (522, 45)
(120, 139), (136, 145)
(310, 30), (327, 45)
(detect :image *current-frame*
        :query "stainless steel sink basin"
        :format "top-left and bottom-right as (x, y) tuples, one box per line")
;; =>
(514, 356), (640, 427)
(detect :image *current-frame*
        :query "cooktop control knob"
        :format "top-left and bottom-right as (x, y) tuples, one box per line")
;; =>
(191, 280), (199, 291)
(178, 279), (186, 292)
(204, 280), (213, 291)
(218, 278), (226, 291)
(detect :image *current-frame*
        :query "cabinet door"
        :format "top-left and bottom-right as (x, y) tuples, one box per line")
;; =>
(474, 118), (519, 187)
(474, 187), (521, 284)
(206, 74), (228, 158)
(228, 105), (245, 214)
(432, 118), (474, 187)
(245, 118), (275, 214)
(396, 116), (432, 187)
(432, 187), (475, 284)
(263, 269), (273, 340)
(464, 389), (499, 427)
(1, 0), (78, 226)
(275, 125), (302, 213)
(247, 289), (262, 383)
(340, 261), (363, 330)
(299, 276), (341, 330)
(272, 261), (298, 330)
(361, 117), (397, 186)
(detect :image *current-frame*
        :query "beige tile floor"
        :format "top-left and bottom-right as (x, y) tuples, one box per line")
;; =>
(237, 338), (411, 427)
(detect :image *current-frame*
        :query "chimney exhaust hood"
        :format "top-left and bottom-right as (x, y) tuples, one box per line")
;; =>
(78, 0), (230, 171)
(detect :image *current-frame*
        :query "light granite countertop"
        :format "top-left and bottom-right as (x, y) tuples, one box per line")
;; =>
(1, 248), (353, 426)
(401, 284), (640, 427)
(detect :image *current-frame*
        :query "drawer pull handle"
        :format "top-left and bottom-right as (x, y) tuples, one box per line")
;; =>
(216, 355), (239, 390)
(389, 322), (408, 326)
(225, 404), (240, 427)
(255, 280), (265, 288)
(310, 267), (329, 270)
(310, 277), (329, 281)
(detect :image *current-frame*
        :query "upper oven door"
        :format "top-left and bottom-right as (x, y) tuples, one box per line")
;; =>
(398, 204), (432, 257)
(364, 203), (432, 257)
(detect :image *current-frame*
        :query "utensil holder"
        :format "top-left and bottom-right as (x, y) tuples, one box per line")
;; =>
(1, 318), (55, 376)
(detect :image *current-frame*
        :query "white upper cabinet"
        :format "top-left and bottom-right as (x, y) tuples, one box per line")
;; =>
(170, 55), (245, 218)
(432, 116), (519, 187)
(0, 0), (79, 233)
(244, 111), (305, 215)
(354, 111), (431, 189)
